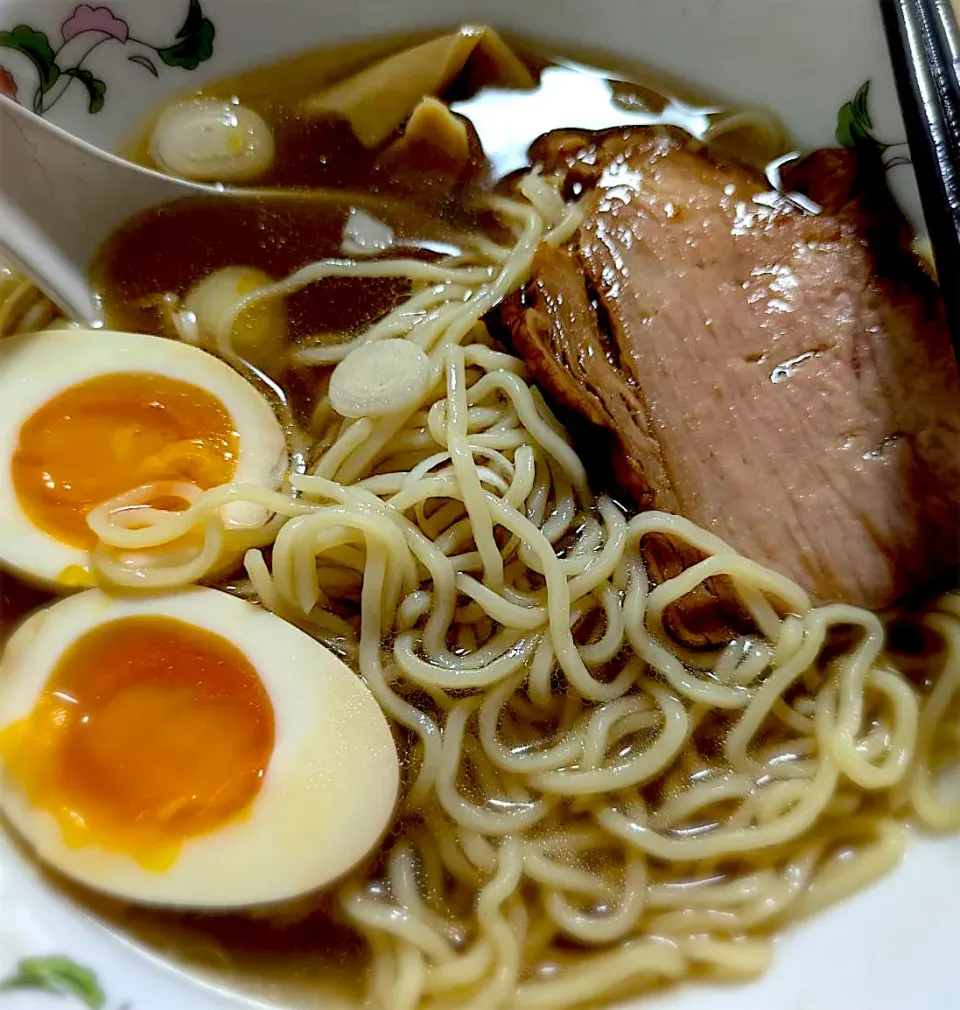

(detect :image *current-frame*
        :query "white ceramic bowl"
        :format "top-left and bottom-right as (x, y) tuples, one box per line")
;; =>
(0, 2), (956, 1009)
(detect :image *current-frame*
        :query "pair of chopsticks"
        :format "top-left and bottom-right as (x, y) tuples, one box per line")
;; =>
(879, 0), (960, 357)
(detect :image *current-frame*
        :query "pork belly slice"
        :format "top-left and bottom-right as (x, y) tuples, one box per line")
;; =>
(502, 128), (960, 608)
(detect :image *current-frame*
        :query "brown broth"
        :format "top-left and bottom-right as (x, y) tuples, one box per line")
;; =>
(95, 195), (406, 342)
(125, 30), (461, 193)
(125, 30), (780, 192)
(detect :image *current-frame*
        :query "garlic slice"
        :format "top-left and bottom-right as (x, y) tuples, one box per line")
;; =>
(183, 266), (288, 370)
(329, 339), (432, 419)
(150, 99), (275, 182)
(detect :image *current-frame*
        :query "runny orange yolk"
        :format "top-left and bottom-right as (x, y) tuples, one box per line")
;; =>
(0, 616), (275, 869)
(11, 372), (240, 550)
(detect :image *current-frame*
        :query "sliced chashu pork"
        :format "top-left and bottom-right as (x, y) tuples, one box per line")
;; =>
(502, 128), (960, 608)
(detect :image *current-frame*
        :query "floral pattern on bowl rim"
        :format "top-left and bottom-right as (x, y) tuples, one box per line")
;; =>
(0, 0), (215, 116)
(0, 955), (109, 1009)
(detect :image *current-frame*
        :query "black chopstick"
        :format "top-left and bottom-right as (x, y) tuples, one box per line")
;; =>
(878, 0), (960, 359)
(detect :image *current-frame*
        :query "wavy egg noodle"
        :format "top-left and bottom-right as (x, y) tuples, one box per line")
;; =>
(0, 264), (60, 337)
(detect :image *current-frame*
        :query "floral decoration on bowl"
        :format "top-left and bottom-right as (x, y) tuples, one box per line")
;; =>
(0, 954), (116, 1009)
(0, 0), (215, 115)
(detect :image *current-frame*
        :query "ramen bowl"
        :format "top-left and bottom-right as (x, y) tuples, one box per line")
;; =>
(0, 2), (957, 1010)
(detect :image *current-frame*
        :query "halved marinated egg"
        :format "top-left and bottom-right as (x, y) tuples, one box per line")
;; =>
(0, 329), (287, 588)
(0, 587), (399, 909)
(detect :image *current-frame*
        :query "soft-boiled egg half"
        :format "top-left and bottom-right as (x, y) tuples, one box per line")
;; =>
(0, 329), (286, 588)
(0, 587), (399, 909)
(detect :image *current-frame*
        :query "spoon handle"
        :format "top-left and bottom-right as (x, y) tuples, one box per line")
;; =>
(0, 96), (209, 326)
(0, 101), (99, 322)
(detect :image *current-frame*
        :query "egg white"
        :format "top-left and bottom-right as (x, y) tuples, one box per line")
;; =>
(0, 587), (400, 910)
(0, 329), (287, 588)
